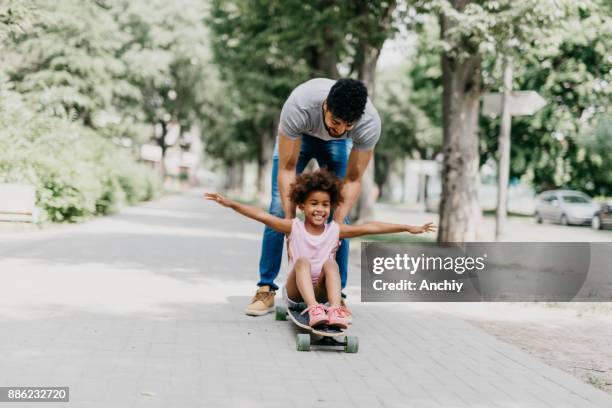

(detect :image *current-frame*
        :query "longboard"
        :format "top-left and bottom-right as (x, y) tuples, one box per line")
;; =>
(275, 303), (358, 353)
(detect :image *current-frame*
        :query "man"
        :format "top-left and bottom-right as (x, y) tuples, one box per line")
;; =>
(246, 77), (381, 316)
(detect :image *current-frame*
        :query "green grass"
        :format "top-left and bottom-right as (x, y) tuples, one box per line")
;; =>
(586, 373), (607, 389)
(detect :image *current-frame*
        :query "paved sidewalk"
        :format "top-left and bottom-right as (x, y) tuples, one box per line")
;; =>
(1, 191), (611, 408)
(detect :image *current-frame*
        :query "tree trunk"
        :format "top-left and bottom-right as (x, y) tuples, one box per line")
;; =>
(356, 159), (377, 222)
(305, 26), (340, 79)
(227, 161), (244, 193)
(353, 1), (396, 223)
(353, 36), (382, 224)
(437, 2), (482, 242)
(495, 56), (513, 241)
(156, 121), (168, 155)
(318, 26), (340, 78)
(155, 121), (168, 177)
(257, 119), (276, 205)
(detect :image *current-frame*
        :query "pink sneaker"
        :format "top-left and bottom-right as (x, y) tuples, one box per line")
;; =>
(339, 300), (353, 325)
(301, 304), (328, 328)
(327, 306), (349, 330)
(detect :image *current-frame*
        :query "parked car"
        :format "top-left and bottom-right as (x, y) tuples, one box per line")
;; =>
(592, 201), (612, 230)
(534, 190), (600, 226)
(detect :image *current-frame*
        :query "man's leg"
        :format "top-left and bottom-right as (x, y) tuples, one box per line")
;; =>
(316, 138), (352, 289)
(257, 142), (285, 290)
(256, 137), (314, 289)
(245, 148), (284, 316)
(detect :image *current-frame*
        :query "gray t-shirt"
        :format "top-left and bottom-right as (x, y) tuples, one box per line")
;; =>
(278, 78), (381, 151)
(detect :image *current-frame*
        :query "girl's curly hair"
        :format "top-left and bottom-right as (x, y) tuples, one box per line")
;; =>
(289, 168), (344, 208)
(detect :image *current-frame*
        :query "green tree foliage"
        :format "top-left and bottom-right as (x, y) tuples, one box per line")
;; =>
(206, 0), (315, 167)
(403, 1), (610, 197)
(373, 14), (443, 195)
(375, 60), (442, 194)
(0, 0), (187, 222)
(574, 118), (612, 196)
(4, 0), (129, 130)
(0, 0), (34, 41)
(411, 0), (575, 241)
(406, 16), (443, 135)
(479, 0), (611, 195)
(0, 81), (159, 222)
(4, 0), (214, 147)
(112, 0), (213, 150)
(0, 0), (222, 222)
(206, 0), (399, 166)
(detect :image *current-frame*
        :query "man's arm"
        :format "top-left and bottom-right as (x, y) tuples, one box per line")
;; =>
(333, 148), (373, 223)
(339, 222), (436, 239)
(277, 133), (301, 219)
(205, 193), (292, 234)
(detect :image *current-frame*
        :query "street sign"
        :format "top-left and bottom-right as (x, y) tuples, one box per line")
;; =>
(482, 91), (546, 117)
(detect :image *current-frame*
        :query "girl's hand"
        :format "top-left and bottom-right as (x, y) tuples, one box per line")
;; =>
(408, 222), (436, 234)
(204, 192), (232, 208)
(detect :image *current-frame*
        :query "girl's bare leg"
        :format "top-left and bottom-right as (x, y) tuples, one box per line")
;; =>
(318, 259), (341, 308)
(285, 258), (317, 307)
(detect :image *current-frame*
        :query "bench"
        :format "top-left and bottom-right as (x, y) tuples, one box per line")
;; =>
(0, 183), (39, 223)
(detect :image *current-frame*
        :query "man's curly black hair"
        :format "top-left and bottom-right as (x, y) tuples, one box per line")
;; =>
(289, 168), (344, 209)
(326, 78), (368, 124)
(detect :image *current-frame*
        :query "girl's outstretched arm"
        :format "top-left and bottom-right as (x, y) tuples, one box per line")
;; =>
(205, 192), (292, 234)
(339, 221), (436, 239)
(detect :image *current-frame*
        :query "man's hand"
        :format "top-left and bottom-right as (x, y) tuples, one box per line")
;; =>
(204, 192), (233, 208)
(407, 222), (436, 234)
(205, 192), (292, 234)
(334, 148), (373, 223)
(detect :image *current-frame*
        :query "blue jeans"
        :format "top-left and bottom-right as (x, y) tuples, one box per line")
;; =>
(258, 134), (353, 291)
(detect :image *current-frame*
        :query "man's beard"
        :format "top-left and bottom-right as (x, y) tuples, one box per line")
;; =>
(324, 121), (345, 138)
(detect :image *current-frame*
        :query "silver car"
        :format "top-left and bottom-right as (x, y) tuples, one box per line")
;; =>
(534, 190), (600, 226)
(592, 201), (612, 230)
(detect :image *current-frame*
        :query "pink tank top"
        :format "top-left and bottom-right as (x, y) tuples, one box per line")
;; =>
(287, 218), (341, 283)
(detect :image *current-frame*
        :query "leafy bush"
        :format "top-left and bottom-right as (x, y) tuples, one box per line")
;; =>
(0, 88), (160, 222)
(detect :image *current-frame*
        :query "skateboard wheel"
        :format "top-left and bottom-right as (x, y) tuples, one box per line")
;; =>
(296, 333), (311, 351)
(345, 336), (358, 353)
(275, 306), (287, 321)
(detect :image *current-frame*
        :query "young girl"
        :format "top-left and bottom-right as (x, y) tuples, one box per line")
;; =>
(205, 169), (435, 329)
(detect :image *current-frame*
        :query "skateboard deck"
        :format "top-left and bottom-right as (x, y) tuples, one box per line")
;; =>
(275, 303), (358, 353)
(287, 306), (347, 337)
